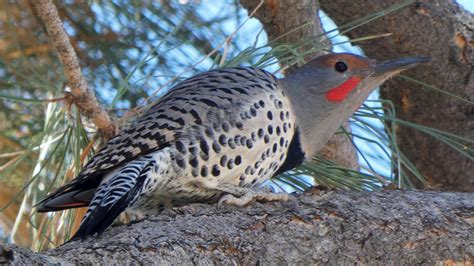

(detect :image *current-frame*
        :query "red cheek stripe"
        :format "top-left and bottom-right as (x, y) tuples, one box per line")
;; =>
(325, 76), (361, 102)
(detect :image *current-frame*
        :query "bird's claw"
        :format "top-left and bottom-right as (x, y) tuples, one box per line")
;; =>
(217, 190), (289, 208)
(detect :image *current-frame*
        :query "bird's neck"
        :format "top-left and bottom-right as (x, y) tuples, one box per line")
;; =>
(278, 78), (365, 160)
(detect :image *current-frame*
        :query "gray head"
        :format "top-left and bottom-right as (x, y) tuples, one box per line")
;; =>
(279, 53), (430, 158)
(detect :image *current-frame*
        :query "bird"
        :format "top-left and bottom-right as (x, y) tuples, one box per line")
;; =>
(36, 52), (430, 240)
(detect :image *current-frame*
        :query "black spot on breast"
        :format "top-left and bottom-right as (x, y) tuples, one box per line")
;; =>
(280, 137), (284, 146)
(267, 111), (273, 120)
(268, 125), (273, 135)
(246, 139), (253, 149)
(276, 126), (281, 136)
(201, 166), (208, 177)
(245, 166), (251, 175)
(272, 143), (278, 153)
(212, 141), (221, 153)
(227, 158), (234, 169)
(258, 129), (264, 138)
(220, 155), (228, 167)
(251, 132), (257, 141)
(264, 135), (270, 144)
(235, 155), (242, 165)
(205, 128), (214, 138)
(250, 107), (257, 117)
(280, 111), (285, 121)
(236, 122), (244, 130)
(199, 138), (209, 156)
(276, 100), (283, 109)
(259, 100), (265, 108)
(212, 165), (220, 176)
(244, 111), (252, 119)
(219, 134), (227, 145)
(190, 157), (199, 168)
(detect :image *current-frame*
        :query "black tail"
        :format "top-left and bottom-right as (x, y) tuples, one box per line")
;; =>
(70, 155), (154, 240)
(36, 177), (102, 212)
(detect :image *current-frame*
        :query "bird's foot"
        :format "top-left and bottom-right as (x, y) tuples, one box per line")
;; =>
(217, 189), (289, 208)
(189, 180), (289, 207)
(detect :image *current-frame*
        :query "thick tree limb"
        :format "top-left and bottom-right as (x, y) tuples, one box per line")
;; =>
(2, 190), (473, 264)
(240, 0), (359, 170)
(33, 0), (115, 139)
(319, 0), (474, 191)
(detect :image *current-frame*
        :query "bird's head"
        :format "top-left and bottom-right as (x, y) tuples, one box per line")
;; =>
(286, 53), (431, 105)
(280, 52), (430, 157)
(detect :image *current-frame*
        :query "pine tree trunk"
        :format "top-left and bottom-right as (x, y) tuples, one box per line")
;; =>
(3, 190), (473, 264)
(318, 0), (474, 191)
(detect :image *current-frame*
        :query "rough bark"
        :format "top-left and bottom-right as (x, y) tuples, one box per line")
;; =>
(319, 0), (474, 191)
(240, 0), (359, 170)
(2, 190), (473, 264)
(33, 0), (115, 139)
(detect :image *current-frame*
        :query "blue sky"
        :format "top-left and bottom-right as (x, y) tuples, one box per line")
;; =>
(458, 0), (474, 12)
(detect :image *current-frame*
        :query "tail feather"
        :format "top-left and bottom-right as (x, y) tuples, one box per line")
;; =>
(70, 154), (155, 240)
(36, 185), (98, 212)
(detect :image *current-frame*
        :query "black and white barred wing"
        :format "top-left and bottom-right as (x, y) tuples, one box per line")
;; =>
(71, 154), (155, 239)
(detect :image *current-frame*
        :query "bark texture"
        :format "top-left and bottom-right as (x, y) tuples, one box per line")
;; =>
(2, 190), (473, 264)
(33, 0), (115, 139)
(319, 0), (474, 191)
(240, 0), (359, 170)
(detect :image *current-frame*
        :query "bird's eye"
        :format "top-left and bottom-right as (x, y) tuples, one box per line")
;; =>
(335, 61), (348, 73)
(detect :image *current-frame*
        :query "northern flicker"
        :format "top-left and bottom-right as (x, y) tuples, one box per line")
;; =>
(36, 53), (429, 239)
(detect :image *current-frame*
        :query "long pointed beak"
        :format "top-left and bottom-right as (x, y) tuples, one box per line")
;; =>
(374, 57), (431, 76)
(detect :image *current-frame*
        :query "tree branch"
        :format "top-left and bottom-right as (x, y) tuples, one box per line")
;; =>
(32, 0), (115, 139)
(3, 190), (473, 264)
